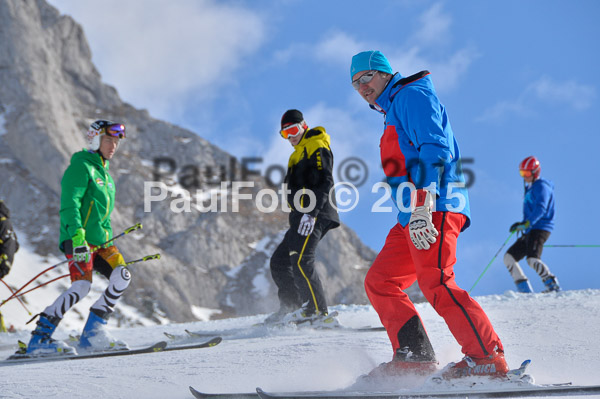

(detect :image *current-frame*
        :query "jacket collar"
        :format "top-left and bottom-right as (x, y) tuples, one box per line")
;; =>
(370, 73), (402, 115)
(370, 70), (431, 115)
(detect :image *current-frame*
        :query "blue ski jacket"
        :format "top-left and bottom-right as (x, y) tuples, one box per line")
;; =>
(523, 178), (555, 233)
(371, 71), (471, 230)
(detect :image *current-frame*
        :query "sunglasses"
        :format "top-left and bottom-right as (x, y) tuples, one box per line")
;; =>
(280, 122), (305, 139)
(352, 71), (377, 90)
(105, 124), (126, 139)
(519, 169), (532, 178)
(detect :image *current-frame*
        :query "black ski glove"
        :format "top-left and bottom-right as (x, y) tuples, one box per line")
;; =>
(509, 221), (530, 233)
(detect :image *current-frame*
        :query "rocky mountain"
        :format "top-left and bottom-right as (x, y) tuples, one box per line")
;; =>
(0, 0), (422, 326)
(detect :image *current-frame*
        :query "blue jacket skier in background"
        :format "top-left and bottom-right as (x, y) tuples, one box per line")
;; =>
(504, 156), (559, 293)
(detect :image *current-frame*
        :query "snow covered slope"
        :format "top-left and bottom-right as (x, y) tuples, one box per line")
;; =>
(1, 288), (599, 398)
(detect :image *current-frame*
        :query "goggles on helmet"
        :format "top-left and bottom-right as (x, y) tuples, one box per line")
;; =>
(519, 169), (533, 178)
(352, 71), (377, 90)
(105, 124), (126, 139)
(280, 122), (306, 139)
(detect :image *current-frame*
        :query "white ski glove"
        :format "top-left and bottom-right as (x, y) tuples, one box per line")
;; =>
(298, 214), (316, 236)
(409, 189), (439, 250)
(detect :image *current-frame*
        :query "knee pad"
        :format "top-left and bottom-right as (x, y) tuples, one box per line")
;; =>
(109, 266), (131, 291)
(503, 252), (516, 267)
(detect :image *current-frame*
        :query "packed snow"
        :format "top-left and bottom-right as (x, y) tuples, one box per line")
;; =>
(1, 240), (599, 398)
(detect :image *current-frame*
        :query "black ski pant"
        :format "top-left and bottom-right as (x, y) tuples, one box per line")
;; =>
(270, 214), (334, 315)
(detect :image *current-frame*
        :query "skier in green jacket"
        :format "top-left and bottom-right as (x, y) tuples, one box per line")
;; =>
(25, 120), (129, 356)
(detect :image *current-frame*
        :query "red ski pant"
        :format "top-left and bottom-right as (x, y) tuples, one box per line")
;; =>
(365, 212), (503, 358)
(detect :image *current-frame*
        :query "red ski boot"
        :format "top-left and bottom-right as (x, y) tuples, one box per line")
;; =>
(441, 348), (509, 379)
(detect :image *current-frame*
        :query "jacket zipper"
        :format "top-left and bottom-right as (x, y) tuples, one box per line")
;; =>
(83, 200), (94, 228)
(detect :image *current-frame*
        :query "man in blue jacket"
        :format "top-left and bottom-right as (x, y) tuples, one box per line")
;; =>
(503, 156), (559, 293)
(351, 50), (507, 381)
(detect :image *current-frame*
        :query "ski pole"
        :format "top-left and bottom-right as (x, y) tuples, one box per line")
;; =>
(0, 278), (32, 315)
(101, 223), (143, 248)
(124, 253), (161, 266)
(8, 253), (161, 304)
(0, 223), (143, 307)
(544, 244), (600, 248)
(469, 231), (515, 293)
(9, 274), (70, 301)
(0, 259), (69, 308)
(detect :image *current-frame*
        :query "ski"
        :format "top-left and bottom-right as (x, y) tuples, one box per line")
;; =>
(1, 336), (221, 366)
(190, 383), (600, 399)
(190, 360), (600, 399)
(162, 336), (222, 352)
(190, 386), (258, 399)
(255, 383), (600, 398)
(168, 326), (384, 341)
(168, 313), (385, 341)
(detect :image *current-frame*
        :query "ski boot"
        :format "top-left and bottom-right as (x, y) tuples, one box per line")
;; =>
(281, 306), (339, 328)
(79, 309), (129, 351)
(25, 313), (77, 356)
(371, 346), (437, 377)
(542, 276), (560, 292)
(440, 348), (509, 379)
(264, 306), (294, 325)
(309, 311), (340, 329)
(515, 279), (534, 293)
(352, 346), (437, 390)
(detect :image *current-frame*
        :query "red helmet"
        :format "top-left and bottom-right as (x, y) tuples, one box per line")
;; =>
(519, 156), (541, 179)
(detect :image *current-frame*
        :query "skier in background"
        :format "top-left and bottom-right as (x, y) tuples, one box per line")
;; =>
(350, 50), (508, 381)
(265, 109), (340, 326)
(24, 120), (130, 356)
(0, 199), (19, 333)
(503, 156), (559, 293)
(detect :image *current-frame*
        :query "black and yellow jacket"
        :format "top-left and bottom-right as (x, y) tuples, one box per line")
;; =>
(0, 200), (19, 277)
(285, 127), (340, 227)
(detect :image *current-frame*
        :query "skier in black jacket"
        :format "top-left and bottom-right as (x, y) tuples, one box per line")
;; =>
(266, 109), (340, 325)
(0, 199), (19, 280)
(0, 199), (19, 333)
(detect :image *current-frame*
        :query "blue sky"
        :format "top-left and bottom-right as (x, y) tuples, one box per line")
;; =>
(48, 0), (600, 295)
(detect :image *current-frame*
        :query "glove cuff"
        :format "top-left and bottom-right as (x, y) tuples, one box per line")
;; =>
(411, 189), (434, 210)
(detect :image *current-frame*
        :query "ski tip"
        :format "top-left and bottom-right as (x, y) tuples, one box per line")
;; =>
(153, 341), (168, 351)
(208, 336), (223, 346)
(256, 387), (275, 399)
(189, 386), (202, 398)
(520, 359), (532, 367)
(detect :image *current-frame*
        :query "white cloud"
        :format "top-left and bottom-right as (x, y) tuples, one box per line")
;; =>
(478, 75), (596, 121)
(314, 31), (363, 67)
(414, 2), (452, 45)
(530, 76), (596, 111)
(310, 2), (477, 93)
(49, 0), (265, 120)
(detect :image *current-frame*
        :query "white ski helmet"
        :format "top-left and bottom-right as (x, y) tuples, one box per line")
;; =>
(86, 120), (126, 151)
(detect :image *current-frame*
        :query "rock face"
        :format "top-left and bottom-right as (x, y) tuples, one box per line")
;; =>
(0, 0), (423, 325)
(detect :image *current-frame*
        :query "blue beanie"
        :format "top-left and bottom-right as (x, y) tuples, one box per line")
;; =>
(350, 51), (393, 80)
